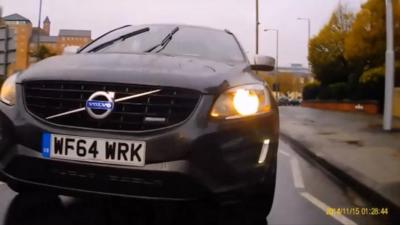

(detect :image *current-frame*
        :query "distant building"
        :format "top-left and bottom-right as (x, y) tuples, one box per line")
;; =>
(257, 64), (314, 99)
(2, 13), (32, 74)
(43, 16), (50, 35)
(2, 13), (92, 75)
(57, 29), (91, 53)
(30, 35), (58, 54)
(29, 16), (92, 55)
(278, 64), (310, 75)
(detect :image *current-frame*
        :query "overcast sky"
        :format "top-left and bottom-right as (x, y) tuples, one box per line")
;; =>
(1, 0), (364, 67)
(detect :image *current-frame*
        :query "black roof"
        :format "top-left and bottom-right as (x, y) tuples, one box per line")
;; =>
(59, 29), (91, 38)
(31, 35), (58, 43)
(3, 13), (31, 23)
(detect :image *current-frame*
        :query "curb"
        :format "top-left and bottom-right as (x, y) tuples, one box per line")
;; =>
(280, 132), (400, 223)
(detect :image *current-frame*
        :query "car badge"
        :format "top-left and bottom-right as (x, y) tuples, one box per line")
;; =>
(86, 91), (115, 119)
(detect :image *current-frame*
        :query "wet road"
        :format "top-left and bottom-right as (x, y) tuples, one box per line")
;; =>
(0, 140), (391, 225)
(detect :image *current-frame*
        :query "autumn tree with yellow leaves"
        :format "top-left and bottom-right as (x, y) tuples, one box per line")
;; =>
(308, 4), (354, 86)
(307, 0), (399, 101)
(345, 0), (400, 71)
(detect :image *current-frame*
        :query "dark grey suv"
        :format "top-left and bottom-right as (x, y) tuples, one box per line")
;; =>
(0, 24), (279, 220)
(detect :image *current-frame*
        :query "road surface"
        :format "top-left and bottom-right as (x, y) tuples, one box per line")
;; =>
(0, 140), (390, 225)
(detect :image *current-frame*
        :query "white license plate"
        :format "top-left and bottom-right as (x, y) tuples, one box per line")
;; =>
(41, 133), (146, 166)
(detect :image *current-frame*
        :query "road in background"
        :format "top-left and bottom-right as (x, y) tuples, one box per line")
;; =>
(0, 139), (390, 225)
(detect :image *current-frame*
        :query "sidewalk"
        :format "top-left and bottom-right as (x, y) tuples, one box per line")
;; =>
(279, 107), (400, 218)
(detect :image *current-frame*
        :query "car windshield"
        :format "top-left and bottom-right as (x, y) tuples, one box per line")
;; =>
(81, 25), (246, 63)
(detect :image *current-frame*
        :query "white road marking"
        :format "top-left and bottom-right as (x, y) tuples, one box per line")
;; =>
(301, 192), (358, 225)
(279, 150), (291, 157)
(290, 157), (305, 189)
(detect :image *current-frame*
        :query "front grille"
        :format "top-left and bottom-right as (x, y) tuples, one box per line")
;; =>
(24, 81), (201, 131)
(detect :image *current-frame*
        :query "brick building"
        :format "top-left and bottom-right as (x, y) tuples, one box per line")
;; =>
(57, 29), (92, 52)
(2, 13), (92, 75)
(30, 16), (92, 55)
(2, 13), (32, 74)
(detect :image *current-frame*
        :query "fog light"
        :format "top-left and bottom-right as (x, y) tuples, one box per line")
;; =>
(258, 139), (270, 164)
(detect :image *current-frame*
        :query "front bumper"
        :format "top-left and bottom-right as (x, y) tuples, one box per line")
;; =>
(0, 91), (279, 201)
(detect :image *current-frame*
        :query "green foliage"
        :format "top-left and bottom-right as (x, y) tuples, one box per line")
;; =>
(30, 45), (56, 61)
(302, 82), (320, 100)
(317, 83), (350, 100)
(359, 66), (384, 84)
(317, 87), (332, 100)
(327, 82), (350, 100)
(307, 0), (400, 105)
(308, 4), (354, 86)
(357, 66), (385, 101)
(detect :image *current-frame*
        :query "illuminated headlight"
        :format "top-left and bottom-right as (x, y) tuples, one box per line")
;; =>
(210, 84), (271, 119)
(0, 74), (17, 106)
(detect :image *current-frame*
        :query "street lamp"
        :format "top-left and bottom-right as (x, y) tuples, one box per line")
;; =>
(255, 0), (260, 55)
(264, 29), (279, 99)
(264, 29), (279, 71)
(297, 17), (311, 71)
(383, 0), (395, 131)
(37, 0), (43, 52)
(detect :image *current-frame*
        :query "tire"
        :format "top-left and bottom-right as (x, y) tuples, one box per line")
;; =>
(5, 193), (63, 225)
(7, 182), (36, 194)
(218, 161), (277, 225)
(244, 160), (277, 221)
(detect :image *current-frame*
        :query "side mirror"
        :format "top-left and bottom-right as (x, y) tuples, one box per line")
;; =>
(251, 55), (275, 71)
(63, 46), (80, 55)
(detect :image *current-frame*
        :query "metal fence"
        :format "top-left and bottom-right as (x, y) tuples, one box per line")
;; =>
(0, 25), (16, 77)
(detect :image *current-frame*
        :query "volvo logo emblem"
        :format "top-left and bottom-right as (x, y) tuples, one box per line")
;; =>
(86, 91), (115, 119)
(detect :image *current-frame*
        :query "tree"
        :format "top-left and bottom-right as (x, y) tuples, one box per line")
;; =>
(308, 4), (354, 86)
(260, 71), (307, 95)
(0, 7), (3, 25)
(30, 45), (56, 61)
(344, 0), (399, 102)
(276, 72), (297, 94)
(303, 82), (320, 100)
(344, 0), (400, 72)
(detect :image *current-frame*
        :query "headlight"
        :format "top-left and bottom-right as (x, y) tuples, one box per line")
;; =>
(210, 84), (271, 120)
(0, 74), (17, 106)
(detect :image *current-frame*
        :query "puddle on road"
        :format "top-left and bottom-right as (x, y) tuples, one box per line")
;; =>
(318, 131), (336, 135)
(344, 140), (364, 147)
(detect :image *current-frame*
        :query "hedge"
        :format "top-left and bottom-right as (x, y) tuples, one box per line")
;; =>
(303, 82), (320, 100)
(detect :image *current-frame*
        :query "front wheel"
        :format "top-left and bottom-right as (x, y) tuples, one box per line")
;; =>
(7, 182), (41, 194)
(244, 160), (277, 221)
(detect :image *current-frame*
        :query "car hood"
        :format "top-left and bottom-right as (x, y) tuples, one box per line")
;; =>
(19, 53), (259, 94)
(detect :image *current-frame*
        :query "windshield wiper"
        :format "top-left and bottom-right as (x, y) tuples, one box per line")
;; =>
(145, 26), (180, 53)
(89, 27), (150, 53)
